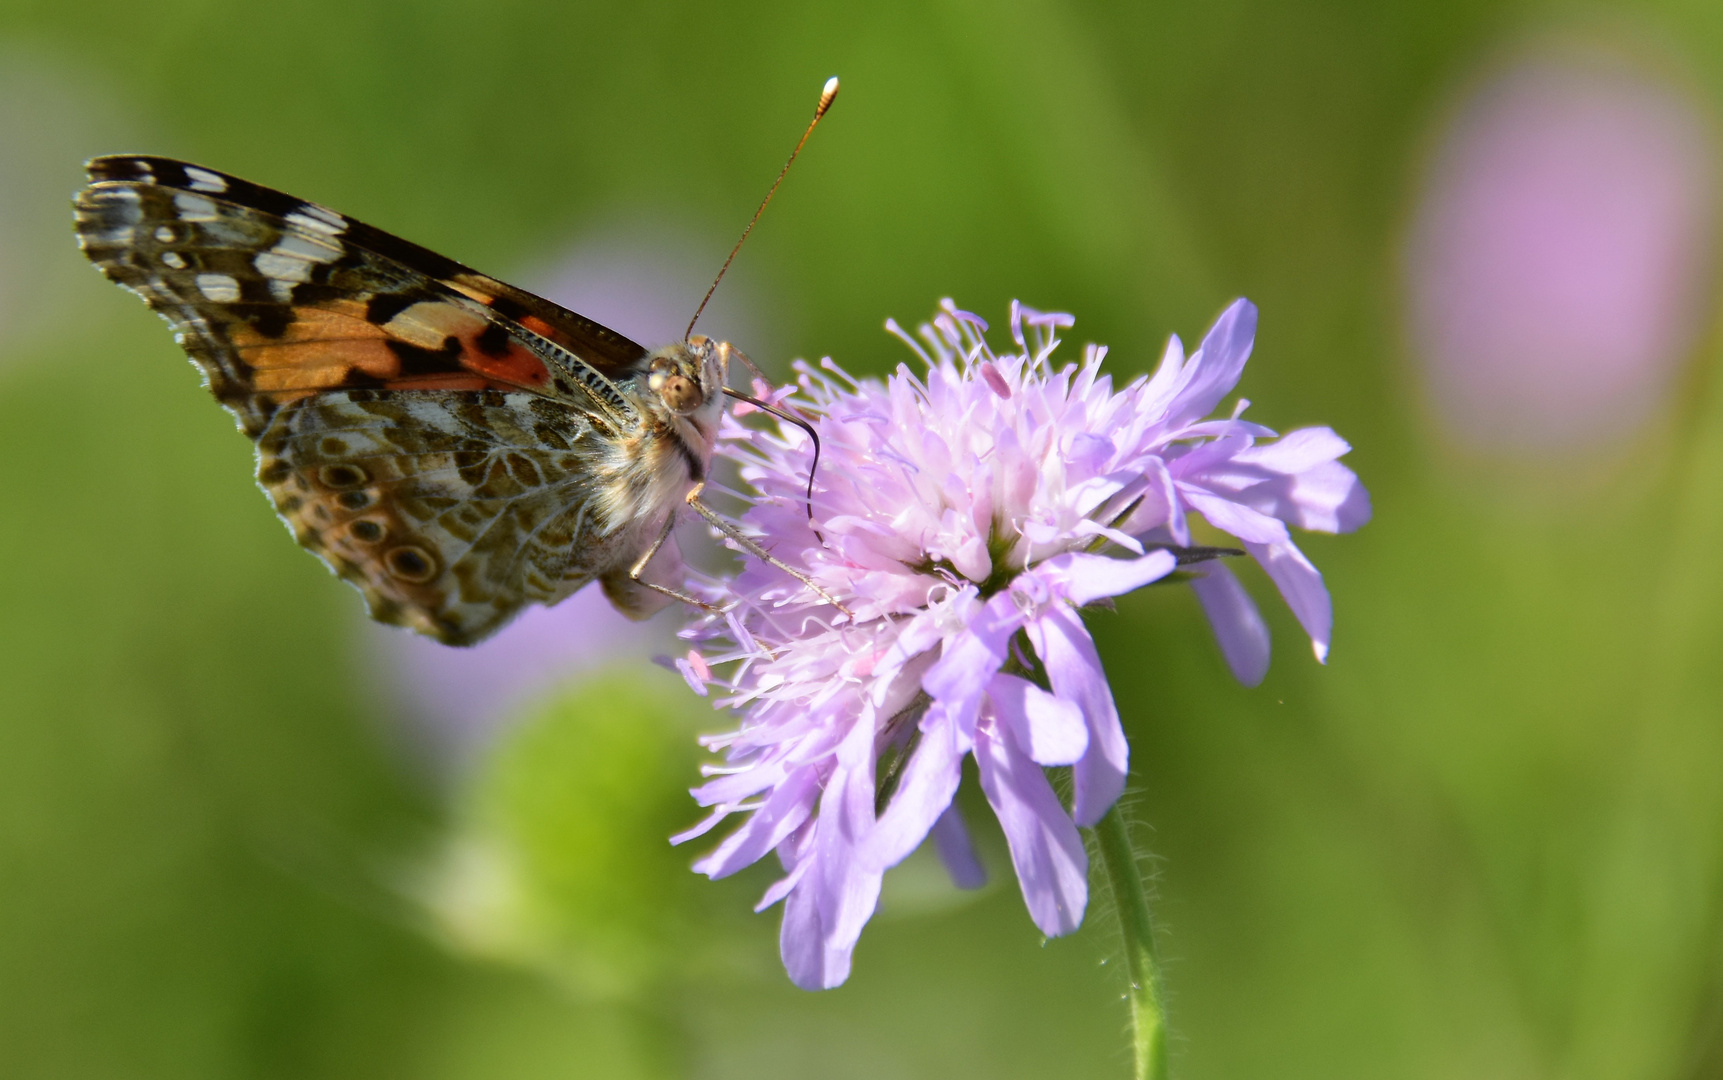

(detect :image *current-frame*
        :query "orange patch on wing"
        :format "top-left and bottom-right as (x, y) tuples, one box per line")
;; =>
(253, 364), (354, 391)
(231, 307), (404, 385)
(390, 300), (554, 390)
(460, 335), (551, 387)
(518, 315), (556, 338)
(266, 301), (375, 340)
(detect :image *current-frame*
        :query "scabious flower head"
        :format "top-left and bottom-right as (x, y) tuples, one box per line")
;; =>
(673, 299), (1370, 989)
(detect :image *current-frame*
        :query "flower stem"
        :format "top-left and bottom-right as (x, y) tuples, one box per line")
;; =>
(1094, 803), (1168, 1080)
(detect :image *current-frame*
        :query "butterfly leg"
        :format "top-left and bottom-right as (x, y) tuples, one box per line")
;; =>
(627, 513), (725, 614)
(684, 484), (853, 616)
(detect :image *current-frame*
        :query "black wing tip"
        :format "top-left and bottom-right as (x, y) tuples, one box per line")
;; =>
(85, 154), (168, 184)
(82, 156), (241, 197)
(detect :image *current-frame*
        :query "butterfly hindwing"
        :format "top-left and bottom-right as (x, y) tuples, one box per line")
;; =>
(72, 155), (668, 644)
(258, 389), (626, 644)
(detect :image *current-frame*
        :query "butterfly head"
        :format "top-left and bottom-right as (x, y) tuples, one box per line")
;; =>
(645, 334), (736, 435)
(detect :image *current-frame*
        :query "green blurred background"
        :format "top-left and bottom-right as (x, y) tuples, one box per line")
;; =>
(5, 0), (1723, 1077)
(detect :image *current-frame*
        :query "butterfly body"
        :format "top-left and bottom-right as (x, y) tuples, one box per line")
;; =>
(74, 155), (731, 645)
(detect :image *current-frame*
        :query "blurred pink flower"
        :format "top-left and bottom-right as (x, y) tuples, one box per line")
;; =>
(1407, 54), (1718, 450)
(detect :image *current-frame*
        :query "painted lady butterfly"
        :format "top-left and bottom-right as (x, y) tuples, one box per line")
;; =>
(73, 84), (841, 646)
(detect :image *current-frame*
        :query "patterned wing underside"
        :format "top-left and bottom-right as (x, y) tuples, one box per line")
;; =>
(259, 389), (625, 644)
(71, 156), (660, 645)
(73, 156), (646, 439)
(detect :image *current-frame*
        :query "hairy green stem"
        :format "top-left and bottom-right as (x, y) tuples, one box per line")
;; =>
(1094, 803), (1168, 1080)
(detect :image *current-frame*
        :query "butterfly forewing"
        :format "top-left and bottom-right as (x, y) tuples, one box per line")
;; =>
(73, 155), (670, 645)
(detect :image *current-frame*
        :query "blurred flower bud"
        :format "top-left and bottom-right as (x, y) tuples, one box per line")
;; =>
(1407, 49), (1718, 452)
(421, 672), (759, 999)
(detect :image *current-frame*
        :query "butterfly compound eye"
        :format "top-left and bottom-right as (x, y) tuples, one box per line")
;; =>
(659, 374), (702, 414)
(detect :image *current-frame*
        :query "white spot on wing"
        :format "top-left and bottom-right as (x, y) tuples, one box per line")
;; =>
(173, 192), (220, 222)
(287, 203), (346, 236)
(154, 226), (175, 242)
(161, 251), (186, 269)
(272, 232), (341, 261)
(254, 250), (312, 283)
(196, 273), (240, 302)
(183, 166), (228, 193)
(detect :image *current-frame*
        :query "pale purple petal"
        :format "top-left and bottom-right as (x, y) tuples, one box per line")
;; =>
(1180, 485), (1291, 546)
(1109, 458), (1178, 537)
(974, 720), (1088, 936)
(1244, 538), (1333, 662)
(1165, 299), (1258, 429)
(819, 721), (887, 959)
(1029, 605), (1127, 826)
(673, 656), (710, 696)
(1241, 460), (1372, 534)
(1138, 332), (1186, 415)
(755, 859), (807, 911)
(923, 592), (1023, 709)
(1178, 418), (1279, 440)
(781, 728), (885, 990)
(989, 672), (1088, 765)
(1114, 456), (1184, 542)
(1068, 518), (1145, 554)
(1189, 561), (1271, 686)
(779, 876), (829, 989)
(692, 766), (821, 878)
(931, 804), (988, 889)
(862, 703), (969, 870)
(670, 805), (732, 846)
(1038, 549), (1177, 606)
(1235, 425), (1352, 473)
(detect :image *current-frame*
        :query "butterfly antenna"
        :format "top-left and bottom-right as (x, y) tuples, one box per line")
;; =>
(685, 76), (839, 342)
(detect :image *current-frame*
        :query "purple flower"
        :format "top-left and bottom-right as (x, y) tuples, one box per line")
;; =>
(675, 299), (1369, 989)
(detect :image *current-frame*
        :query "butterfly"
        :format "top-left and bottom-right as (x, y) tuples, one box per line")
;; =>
(71, 88), (841, 646)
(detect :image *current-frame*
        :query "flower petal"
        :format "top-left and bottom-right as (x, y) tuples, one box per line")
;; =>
(1236, 425), (1351, 474)
(692, 765), (821, 878)
(1244, 538), (1333, 663)
(974, 720), (1088, 936)
(1180, 485), (1290, 546)
(1166, 298), (1258, 429)
(923, 591), (1022, 710)
(780, 725), (886, 990)
(989, 672), (1088, 765)
(1029, 605), (1127, 826)
(1038, 550), (1177, 607)
(863, 703), (970, 870)
(779, 875), (830, 989)
(1190, 561), (1271, 686)
(1138, 332), (1186, 415)
(1244, 460), (1373, 534)
(931, 804), (988, 890)
(820, 720), (888, 958)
